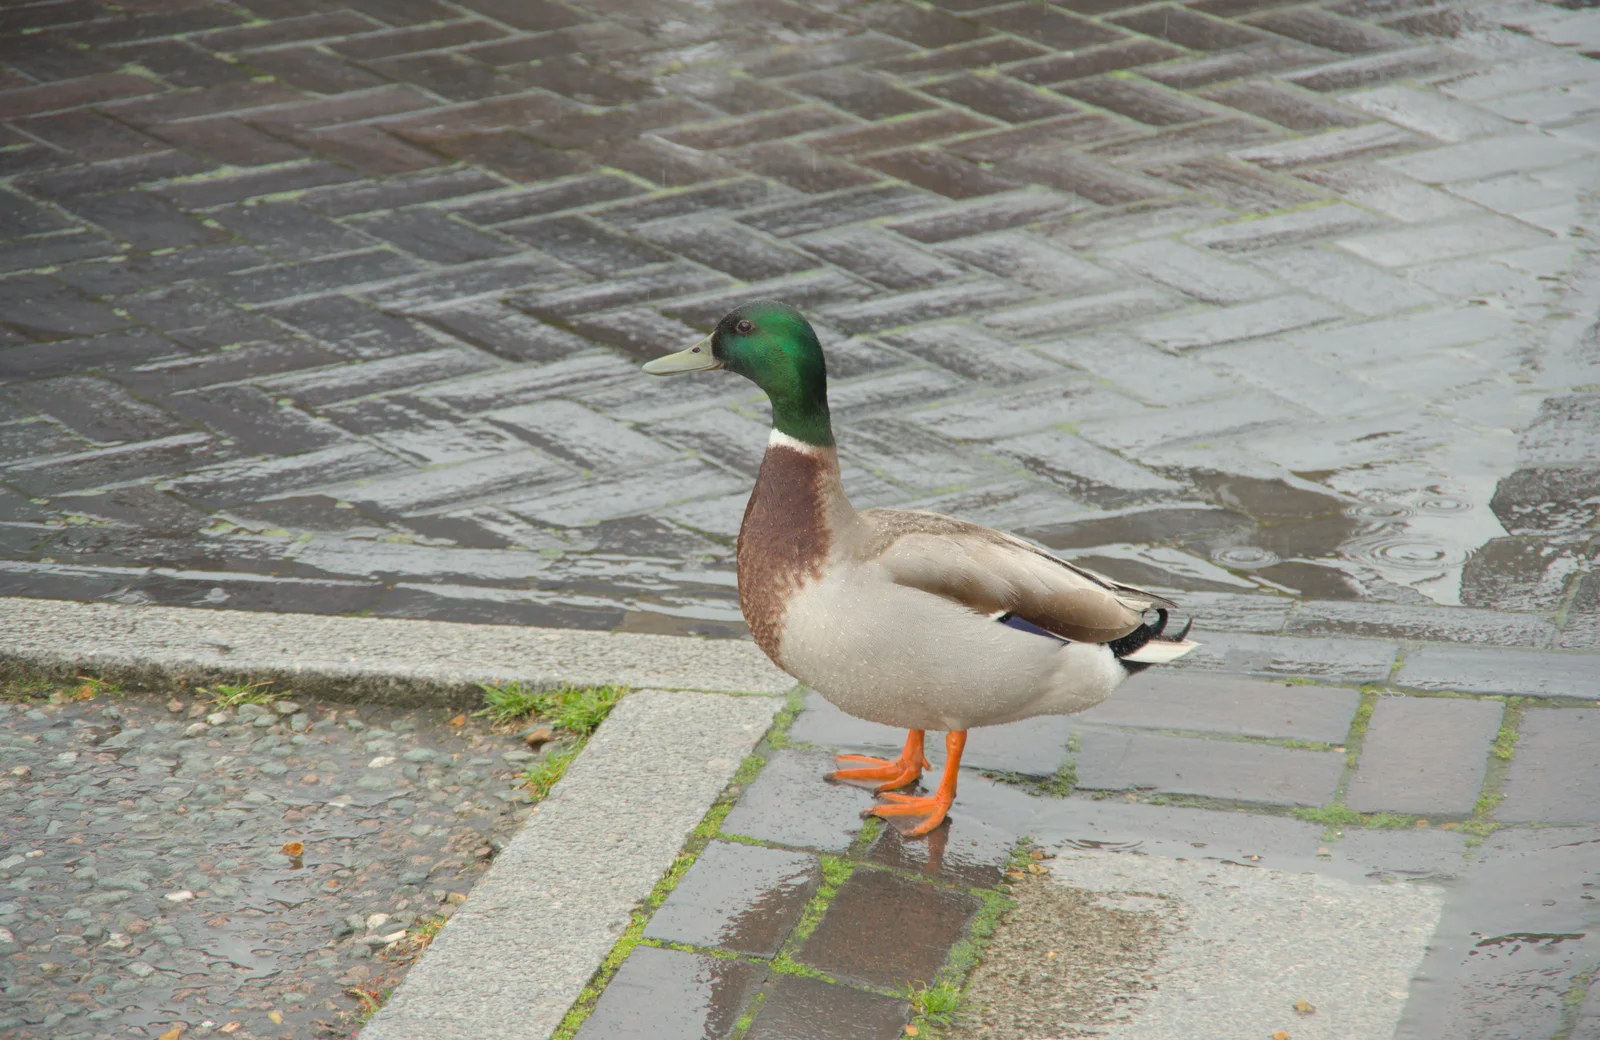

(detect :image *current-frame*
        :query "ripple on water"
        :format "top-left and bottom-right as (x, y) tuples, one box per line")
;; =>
(1418, 496), (1472, 514)
(1345, 502), (1416, 521)
(1340, 533), (1470, 572)
(1210, 546), (1281, 570)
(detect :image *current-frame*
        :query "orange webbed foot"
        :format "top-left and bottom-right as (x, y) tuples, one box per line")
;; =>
(868, 791), (954, 836)
(865, 730), (967, 839)
(831, 730), (928, 793)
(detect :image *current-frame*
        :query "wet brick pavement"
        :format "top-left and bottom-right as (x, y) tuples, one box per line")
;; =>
(1, 0), (1599, 1036)
(0, 687), (540, 1040)
(0, 0), (1594, 649)
(583, 669), (1600, 1039)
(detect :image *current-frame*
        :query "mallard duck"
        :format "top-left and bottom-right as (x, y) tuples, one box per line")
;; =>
(643, 302), (1198, 836)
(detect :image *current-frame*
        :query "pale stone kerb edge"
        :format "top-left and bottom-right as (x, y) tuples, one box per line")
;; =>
(362, 688), (784, 1040)
(0, 596), (795, 704)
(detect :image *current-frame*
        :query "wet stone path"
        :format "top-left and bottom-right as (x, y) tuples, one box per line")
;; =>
(566, 666), (1600, 1040)
(0, 0), (1594, 647)
(0, 688), (538, 1040)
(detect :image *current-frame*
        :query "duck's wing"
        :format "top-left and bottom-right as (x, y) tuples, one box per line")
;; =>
(858, 508), (1178, 644)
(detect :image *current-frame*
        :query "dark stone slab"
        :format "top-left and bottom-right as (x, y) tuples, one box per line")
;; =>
(798, 868), (978, 987)
(1286, 601), (1556, 648)
(644, 841), (820, 957)
(1498, 708), (1600, 823)
(866, 808), (1017, 887)
(789, 691), (1073, 776)
(1333, 828), (1469, 883)
(1173, 631), (1399, 684)
(573, 946), (766, 1040)
(1074, 729), (1345, 806)
(1079, 674), (1361, 743)
(721, 750), (874, 852)
(1346, 697), (1502, 815)
(1395, 646), (1600, 698)
(745, 975), (908, 1040)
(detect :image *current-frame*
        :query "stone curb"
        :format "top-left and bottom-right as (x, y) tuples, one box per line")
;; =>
(362, 688), (782, 1040)
(0, 596), (790, 1040)
(0, 597), (793, 704)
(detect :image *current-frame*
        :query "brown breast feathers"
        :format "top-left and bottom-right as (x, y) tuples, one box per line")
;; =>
(737, 444), (833, 664)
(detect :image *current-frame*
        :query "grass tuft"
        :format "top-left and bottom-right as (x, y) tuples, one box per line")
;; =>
(205, 680), (276, 708)
(477, 680), (547, 723)
(902, 980), (963, 1026)
(477, 681), (626, 736)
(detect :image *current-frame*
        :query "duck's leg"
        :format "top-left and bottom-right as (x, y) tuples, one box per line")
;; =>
(832, 729), (930, 792)
(869, 731), (966, 837)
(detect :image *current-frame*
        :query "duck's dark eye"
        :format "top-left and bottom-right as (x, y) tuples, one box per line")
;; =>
(735, 319), (754, 335)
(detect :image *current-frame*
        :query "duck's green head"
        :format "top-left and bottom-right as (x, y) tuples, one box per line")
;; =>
(642, 301), (833, 447)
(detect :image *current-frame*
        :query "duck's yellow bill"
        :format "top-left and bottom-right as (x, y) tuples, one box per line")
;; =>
(642, 336), (721, 375)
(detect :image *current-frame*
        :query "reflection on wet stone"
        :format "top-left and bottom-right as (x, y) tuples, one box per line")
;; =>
(867, 811), (1016, 887)
(644, 841), (819, 956)
(575, 946), (765, 1040)
(744, 974), (909, 1040)
(798, 868), (978, 987)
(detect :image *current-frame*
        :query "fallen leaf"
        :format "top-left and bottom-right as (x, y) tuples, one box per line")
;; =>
(524, 727), (555, 748)
(159, 1027), (183, 1040)
(448, 714), (467, 727)
(1030, 849), (1045, 860)
(904, 1027), (919, 1037)
(1273, 1032), (1290, 1040)
(281, 841), (304, 857)
(219, 1023), (241, 1034)
(268, 1011), (283, 1024)
(1294, 999), (1316, 1015)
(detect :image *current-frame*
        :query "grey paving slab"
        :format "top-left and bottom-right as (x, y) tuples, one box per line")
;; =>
(1394, 646), (1600, 698)
(1286, 601), (1557, 648)
(1334, 829), (1470, 883)
(1077, 673), (1361, 743)
(643, 840), (820, 957)
(363, 690), (781, 1040)
(1498, 708), (1600, 822)
(1073, 729), (1346, 807)
(573, 946), (765, 1040)
(720, 749), (874, 853)
(1172, 632), (1400, 684)
(1346, 697), (1503, 816)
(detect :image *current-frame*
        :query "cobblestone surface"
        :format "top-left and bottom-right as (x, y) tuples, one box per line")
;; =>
(0, 687), (540, 1040)
(0, 0), (1593, 648)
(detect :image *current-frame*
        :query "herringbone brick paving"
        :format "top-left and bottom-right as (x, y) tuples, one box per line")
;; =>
(0, 0), (1596, 676)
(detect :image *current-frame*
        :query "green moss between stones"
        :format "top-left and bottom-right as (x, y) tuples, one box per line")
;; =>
(551, 689), (805, 1037)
